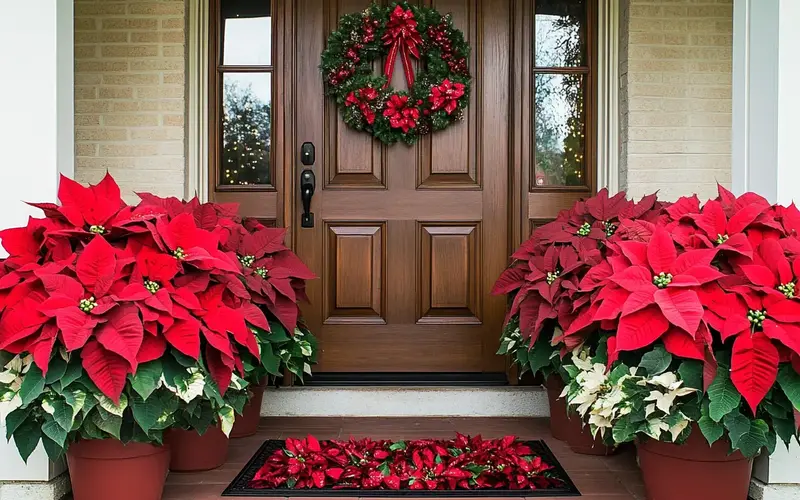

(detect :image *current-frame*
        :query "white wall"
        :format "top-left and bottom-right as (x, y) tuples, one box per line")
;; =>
(0, 0), (73, 482)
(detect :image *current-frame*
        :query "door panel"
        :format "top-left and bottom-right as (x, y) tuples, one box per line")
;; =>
(293, 0), (511, 373)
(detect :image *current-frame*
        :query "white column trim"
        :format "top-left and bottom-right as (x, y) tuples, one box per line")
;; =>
(186, 0), (210, 202)
(731, 0), (751, 195)
(596, 0), (620, 194)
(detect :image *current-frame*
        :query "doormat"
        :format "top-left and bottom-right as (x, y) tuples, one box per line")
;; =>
(222, 435), (580, 497)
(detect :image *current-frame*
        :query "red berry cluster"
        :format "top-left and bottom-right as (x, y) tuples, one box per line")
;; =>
(427, 22), (468, 75)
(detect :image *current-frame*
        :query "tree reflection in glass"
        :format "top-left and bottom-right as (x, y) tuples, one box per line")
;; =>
(221, 75), (272, 186)
(533, 0), (586, 187)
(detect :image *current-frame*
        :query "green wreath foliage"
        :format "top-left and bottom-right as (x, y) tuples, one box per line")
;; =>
(320, 1), (472, 145)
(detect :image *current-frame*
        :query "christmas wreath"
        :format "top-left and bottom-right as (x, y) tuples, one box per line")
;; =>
(321, 2), (472, 145)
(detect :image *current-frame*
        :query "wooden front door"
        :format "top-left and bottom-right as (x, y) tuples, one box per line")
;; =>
(289, 0), (511, 374)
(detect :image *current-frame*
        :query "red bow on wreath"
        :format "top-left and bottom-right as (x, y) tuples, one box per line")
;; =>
(382, 5), (423, 88)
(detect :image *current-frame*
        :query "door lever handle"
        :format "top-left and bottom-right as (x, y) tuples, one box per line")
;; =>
(300, 169), (315, 228)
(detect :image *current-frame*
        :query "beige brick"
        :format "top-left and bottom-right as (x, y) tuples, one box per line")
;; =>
(161, 45), (184, 57)
(129, 60), (183, 71)
(135, 87), (183, 99)
(76, 129), (129, 142)
(74, 18), (98, 31)
(74, 86), (98, 100)
(102, 18), (158, 31)
(127, 3), (185, 15)
(99, 87), (135, 99)
(102, 114), (160, 127)
(130, 128), (184, 141)
(162, 72), (184, 85)
(99, 144), (161, 157)
(162, 114), (185, 127)
(102, 45), (160, 58)
(75, 144), (98, 157)
(75, 3), (128, 16)
(76, 61), (129, 73)
(75, 101), (112, 114)
(161, 18), (184, 30)
(75, 32), (128, 44)
(74, 45), (99, 59)
(103, 74), (161, 85)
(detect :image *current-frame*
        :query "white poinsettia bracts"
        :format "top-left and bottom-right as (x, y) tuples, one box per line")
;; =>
(560, 346), (698, 443)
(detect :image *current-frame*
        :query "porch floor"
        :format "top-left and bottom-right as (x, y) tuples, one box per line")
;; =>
(162, 417), (644, 500)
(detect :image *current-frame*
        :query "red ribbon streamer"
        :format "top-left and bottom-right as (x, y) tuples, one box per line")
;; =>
(381, 6), (422, 89)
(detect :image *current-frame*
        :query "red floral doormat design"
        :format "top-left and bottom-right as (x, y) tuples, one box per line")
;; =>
(222, 435), (580, 497)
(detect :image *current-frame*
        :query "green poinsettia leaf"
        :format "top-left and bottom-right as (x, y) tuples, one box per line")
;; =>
(698, 400), (724, 445)
(733, 419), (769, 458)
(261, 342), (282, 377)
(5, 407), (32, 441)
(41, 417), (68, 448)
(41, 435), (65, 462)
(19, 364), (45, 407)
(772, 416), (795, 447)
(708, 367), (741, 422)
(639, 346), (672, 376)
(777, 365), (800, 411)
(44, 357), (68, 384)
(678, 360), (703, 392)
(131, 394), (164, 433)
(12, 420), (43, 463)
(723, 411), (751, 448)
(131, 360), (163, 401)
(56, 361), (84, 392)
(527, 339), (553, 377)
(91, 408), (123, 440)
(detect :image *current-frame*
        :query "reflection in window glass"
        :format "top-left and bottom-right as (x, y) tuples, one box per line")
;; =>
(222, 0), (272, 65)
(534, 74), (585, 187)
(221, 73), (271, 185)
(535, 0), (585, 67)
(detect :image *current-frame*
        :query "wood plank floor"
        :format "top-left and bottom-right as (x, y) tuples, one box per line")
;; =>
(161, 417), (645, 500)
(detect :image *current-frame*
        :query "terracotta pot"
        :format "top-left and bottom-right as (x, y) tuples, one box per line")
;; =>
(165, 425), (229, 472)
(565, 411), (615, 455)
(231, 380), (267, 438)
(545, 375), (569, 441)
(637, 426), (753, 500)
(67, 439), (169, 500)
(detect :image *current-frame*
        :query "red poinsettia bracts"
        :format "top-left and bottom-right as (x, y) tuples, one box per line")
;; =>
(496, 184), (800, 414)
(250, 435), (561, 491)
(0, 174), (315, 403)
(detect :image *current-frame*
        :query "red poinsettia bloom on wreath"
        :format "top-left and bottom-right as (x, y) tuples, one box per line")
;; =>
(429, 79), (465, 115)
(345, 88), (380, 125)
(383, 94), (420, 132)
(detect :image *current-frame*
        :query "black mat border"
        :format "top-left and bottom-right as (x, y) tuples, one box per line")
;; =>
(222, 439), (581, 497)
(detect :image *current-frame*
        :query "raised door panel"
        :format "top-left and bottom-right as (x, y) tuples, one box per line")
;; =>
(417, 222), (481, 324)
(323, 222), (386, 324)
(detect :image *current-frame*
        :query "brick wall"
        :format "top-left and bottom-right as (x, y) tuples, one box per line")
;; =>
(73, 0), (186, 203)
(619, 0), (733, 201)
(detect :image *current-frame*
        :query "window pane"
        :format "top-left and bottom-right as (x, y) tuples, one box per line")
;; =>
(535, 0), (585, 67)
(222, 0), (272, 65)
(534, 73), (586, 187)
(221, 73), (271, 186)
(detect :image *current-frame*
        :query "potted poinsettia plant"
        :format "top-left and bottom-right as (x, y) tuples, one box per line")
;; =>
(518, 185), (800, 500)
(218, 220), (318, 438)
(492, 188), (664, 450)
(0, 174), (281, 499)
